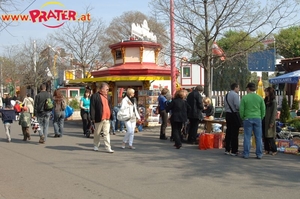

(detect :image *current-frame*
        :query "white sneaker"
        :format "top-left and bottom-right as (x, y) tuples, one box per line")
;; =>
(122, 130), (126, 133)
(106, 149), (114, 153)
(93, 146), (99, 151)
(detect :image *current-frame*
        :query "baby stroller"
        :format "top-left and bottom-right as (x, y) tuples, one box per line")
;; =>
(85, 120), (95, 138)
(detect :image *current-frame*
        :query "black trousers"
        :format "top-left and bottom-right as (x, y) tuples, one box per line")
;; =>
(264, 137), (277, 152)
(81, 109), (91, 134)
(188, 118), (200, 142)
(159, 110), (168, 138)
(225, 112), (240, 153)
(171, 121), (183, 147)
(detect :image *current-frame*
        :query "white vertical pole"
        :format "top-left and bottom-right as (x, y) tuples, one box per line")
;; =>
(33, 40), (37, 96)
(0, 60), (3, 97)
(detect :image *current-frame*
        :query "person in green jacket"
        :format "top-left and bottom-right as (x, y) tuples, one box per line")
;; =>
(240, 83), (266, 159)
(18, 106), (31, 141)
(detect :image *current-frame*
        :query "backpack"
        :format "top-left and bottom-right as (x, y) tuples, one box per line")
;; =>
(44, 96), (54, 111)
(20, 112), (31, 127)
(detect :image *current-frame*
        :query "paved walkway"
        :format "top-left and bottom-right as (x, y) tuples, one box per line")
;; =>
(0, 120), (299, 199)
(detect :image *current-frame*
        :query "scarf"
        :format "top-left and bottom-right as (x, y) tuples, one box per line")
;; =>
(127, 95), (135, 105)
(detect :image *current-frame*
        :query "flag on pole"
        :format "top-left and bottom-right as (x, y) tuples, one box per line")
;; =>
(262, 38), (275, 45)
(212, 41), (225, 61)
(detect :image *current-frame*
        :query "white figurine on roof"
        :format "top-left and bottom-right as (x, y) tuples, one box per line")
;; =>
(131, 20), (157, 42)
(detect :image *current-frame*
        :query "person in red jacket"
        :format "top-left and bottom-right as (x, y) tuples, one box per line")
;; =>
(14, 101), (22, 120)
(90, 82), (114, 153)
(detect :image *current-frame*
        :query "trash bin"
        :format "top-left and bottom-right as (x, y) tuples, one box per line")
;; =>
(214, 107), (225, 118)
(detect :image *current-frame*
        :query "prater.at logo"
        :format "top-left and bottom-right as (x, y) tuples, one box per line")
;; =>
(30, 1), (91, 28)
(1, 1), (91, 28)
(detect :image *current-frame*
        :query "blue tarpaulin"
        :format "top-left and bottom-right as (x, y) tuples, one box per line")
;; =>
(269, 70), (300, 84)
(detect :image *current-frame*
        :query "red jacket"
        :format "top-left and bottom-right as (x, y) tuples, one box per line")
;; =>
(14, 104), (21, 113)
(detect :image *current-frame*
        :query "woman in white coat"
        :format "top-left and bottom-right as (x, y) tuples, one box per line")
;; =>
(121, 88), (141, 149)
(23, 93), (34, 116)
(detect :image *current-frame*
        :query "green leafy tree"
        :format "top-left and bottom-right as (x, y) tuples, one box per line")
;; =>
(212, 30), (258, 90)
(292, 100), (299, 110)
(150, 0), (300, 97)
(275, 26), (300, 58)
(280, 97), (290, 123)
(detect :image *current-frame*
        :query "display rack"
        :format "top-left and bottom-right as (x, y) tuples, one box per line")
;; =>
(138, 90), (160, 126)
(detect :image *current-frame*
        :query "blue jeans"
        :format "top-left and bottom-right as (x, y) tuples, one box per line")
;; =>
(110, 120), (116, 133)
(37, 112), (51, 141)
(115, 119), (125, 131)
(243, 118), (263, 158)
(53, 111), (65, 136)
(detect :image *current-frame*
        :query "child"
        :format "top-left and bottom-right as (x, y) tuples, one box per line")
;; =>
(136, 108), (145, 132)
(19, 106), (31, 141)
(14, 101), (22, 121)
(0, 106), (16, 142)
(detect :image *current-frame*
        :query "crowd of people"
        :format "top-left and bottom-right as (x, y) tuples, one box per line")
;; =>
(158, 82), (276, 159)
(224, 82), (276, 159)
(0, 81), (277, 158)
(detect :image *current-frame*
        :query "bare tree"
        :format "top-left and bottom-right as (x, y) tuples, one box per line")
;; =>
(104, 11), (169, 47)
(1, 46), (23, 95)
(150, 0), (300, 96)
(50, 7), (107, 78)
(0, 0), (27, 35)
(13, 39), (56, 94)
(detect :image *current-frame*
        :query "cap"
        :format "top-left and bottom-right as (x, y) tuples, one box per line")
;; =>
(246, 82), (255, 89)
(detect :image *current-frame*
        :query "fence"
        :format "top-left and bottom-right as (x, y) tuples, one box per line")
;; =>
(211, 90), (294, 109)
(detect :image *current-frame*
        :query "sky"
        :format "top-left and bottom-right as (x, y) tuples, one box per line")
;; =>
(0, 0), (152, 53)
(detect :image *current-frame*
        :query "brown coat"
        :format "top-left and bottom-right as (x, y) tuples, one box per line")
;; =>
(264, 99), (277, 138)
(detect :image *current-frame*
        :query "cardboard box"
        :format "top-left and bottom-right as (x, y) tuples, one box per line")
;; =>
(292, 138), (300, 146)
(277, 139), (290, 148)
(284, 147), (298, 154)
(213, 132), (225, 149)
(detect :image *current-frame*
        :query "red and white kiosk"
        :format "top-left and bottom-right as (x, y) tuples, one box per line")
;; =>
(69, 20), (179, 124)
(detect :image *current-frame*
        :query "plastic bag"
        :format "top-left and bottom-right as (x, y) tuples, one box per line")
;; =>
(213, 132), (225, 149)
(65, 105), (74, 119)
(199, 133), (214, 150)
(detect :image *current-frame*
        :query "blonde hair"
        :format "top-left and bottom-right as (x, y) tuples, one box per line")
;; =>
(126, 88), (135, 95)
(203, 97), (211, 105)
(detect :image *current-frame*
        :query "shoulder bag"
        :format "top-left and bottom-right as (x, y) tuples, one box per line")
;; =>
(226, 94), (243, 127)
(117, 98), (131, 121)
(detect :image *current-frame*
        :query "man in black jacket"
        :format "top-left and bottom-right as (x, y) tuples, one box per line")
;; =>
(186, 85), (204, 144)
(34, 84), (52, 144)
(90, 82), (114, 153)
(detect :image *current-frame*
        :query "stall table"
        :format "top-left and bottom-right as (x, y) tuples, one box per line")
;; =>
(203, 118), (226, 133)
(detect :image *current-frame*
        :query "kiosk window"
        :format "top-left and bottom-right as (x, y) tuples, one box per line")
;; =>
(182, 67), (190, 77)
(116, 50), (122, 59)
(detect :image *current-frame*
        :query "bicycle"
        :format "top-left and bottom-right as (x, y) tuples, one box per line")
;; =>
(276, 122), (300, 140)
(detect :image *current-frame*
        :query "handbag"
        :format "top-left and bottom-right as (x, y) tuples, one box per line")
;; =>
(117, 106), (131, 121)
(226, 94), (243, 127)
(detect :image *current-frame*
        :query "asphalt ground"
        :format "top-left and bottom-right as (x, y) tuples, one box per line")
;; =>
(0, 120), (299, 199)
